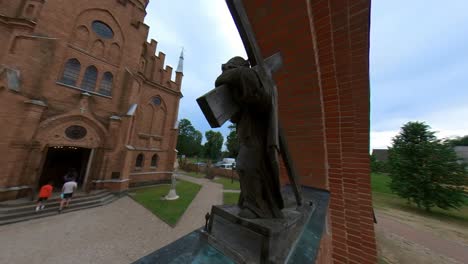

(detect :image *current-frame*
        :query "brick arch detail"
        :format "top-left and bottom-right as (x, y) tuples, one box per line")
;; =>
(148, 95), (167, 136)
(70, 8), (124, 61)
(148, 95), (167, 111)
(72, 25), (89, 49)
(34, 114), (108, 149)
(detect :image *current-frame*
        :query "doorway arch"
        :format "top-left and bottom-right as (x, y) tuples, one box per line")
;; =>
(29, 114), (107, 190)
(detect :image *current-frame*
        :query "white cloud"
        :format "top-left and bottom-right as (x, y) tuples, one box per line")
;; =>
(199, 0), (246, 58)
(371, 105), (468, 150)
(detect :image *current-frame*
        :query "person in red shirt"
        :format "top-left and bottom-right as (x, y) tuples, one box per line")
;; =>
(36, 181), (53, 212)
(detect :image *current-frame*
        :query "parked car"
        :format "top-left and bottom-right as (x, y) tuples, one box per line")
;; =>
(218, 163), (233, 169)
(215, 158), (236, 168)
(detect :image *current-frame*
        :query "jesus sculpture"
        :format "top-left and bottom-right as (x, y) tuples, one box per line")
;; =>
(214, 56), (284, 219)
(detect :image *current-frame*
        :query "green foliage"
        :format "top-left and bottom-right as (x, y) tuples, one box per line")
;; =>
(223, 192), (240, 205)
(371, 173), (392, 194)
(176, 119), (203, 157)
(370, 154), (389, 173)
(130, 180), (202, 226)
(388, 121), (466, 211)
(220, 151), (230, 158)
(446, 135), (468, 146)
(225, 123), (239, 158)
(372, 173), (468, 226)
(203, 130), (224, 160)
(213, 177), (240, 190)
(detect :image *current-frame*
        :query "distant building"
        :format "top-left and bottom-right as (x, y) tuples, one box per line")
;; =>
(372, 149), (389, 162)
(0, 0), (183, 201)
(454, 146), (468, 164)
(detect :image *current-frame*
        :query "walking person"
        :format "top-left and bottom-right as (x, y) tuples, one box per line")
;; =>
(63, 168), (78, 184)
(35, 181), (53, 212)
(58, 177), (77, 213)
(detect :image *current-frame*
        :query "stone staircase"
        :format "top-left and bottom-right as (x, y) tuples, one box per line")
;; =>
(0, 190), (118, 225)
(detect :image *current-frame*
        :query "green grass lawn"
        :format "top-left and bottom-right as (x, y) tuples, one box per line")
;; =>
(371, 173), (392, 194)
(371, 173), (468, 227)
(180, 170), (205, 178)
(214, 177), (240, 190)
(223, 192), (240, 205)
(129, 180), (202, 226)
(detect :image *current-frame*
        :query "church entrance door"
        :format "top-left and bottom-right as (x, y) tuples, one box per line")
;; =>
(38, 146), (91, 190)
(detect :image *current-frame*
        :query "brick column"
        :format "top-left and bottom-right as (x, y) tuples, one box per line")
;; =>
(242, 1), (376, 263)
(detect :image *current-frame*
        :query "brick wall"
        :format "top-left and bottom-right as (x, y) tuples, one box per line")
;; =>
(242, 0), (376, 263)
(0, 0), (182, 200)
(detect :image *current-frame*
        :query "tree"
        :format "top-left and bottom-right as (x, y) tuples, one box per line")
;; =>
(225, 123), (239, 158)
(176, 119), (202, 157)
(388, 121), (466, 211)
(446, 135), (468, 146)
(370, 154), (388, 173)
(203, 130), (224, 160)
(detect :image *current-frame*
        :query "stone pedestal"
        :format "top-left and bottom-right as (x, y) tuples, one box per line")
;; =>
(164, 174), (179, 200)
(132, 186), (329, 264)
(164, 189), (179, 200)
(205, 203), (314, 264)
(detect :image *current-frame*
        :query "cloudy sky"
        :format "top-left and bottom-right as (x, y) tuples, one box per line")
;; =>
(144, 0), (468, 150)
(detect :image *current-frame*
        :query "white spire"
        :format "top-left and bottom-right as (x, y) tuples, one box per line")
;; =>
(176, 47), (184, 73)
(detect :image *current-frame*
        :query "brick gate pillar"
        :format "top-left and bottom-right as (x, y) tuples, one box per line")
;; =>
(242, 1), (376, 263)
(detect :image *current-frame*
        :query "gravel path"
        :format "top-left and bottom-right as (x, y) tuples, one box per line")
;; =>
(376, 211), (468, 264)
(0, 174), (223, 264)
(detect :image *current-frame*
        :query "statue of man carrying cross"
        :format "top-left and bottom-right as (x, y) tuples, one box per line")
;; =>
(214, 56), (284, 219)
(197, 0), (302, 220)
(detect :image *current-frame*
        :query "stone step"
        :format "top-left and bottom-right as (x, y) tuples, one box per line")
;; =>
(0, 193), (115, 221)
(0, 195), (119, 226)
(0, 190), (109, 208)
(0, 191), (112, 213)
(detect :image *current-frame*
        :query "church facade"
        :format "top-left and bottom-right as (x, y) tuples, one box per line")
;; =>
(0, 0), (183, 201)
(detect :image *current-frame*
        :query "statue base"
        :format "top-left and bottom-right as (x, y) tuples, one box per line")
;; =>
(164, 189), (179, 200)
(204, 203), (314, 264)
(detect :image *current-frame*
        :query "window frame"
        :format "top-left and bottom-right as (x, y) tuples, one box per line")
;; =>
(60, 58), (81, 86)
(81, 65), (98, 91)
(150, 154), (159, 168)
(98, 71), (113, 96)
(135, 153), (144, 169)
(91, 21), (114, 39)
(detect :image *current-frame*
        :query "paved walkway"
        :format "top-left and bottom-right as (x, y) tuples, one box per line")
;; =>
(376, 211), (468, 264)
(0, 174), (223, 264)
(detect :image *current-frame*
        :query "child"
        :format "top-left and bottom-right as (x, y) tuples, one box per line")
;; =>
(59, 178), (77, 213)
(36, 181), (53, 212)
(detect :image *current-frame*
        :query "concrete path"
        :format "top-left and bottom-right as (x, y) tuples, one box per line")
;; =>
(0, 174), (223, 264)
(173, 173), (223, 231)
(376, 211), (468, 264)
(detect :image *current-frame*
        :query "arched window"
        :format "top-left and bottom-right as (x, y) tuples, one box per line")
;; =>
(98, 72), (113, 96)
(135, 153), (144, 168)
(81, 66), (98, 91)
(60, 59), (81, 86)
(152, 97), (162, 106)
(92, 21), (114, 39)
(151, 154), (159, 168)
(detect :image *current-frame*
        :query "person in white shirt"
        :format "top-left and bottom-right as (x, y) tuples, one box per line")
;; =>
(59, 178), (77, 213)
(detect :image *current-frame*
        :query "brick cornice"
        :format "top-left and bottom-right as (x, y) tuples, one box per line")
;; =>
(0, 15), (36, 30)
(135, 73), (182, 97)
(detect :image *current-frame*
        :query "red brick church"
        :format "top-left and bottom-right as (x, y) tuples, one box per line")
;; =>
(0, 0), (183, 201)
